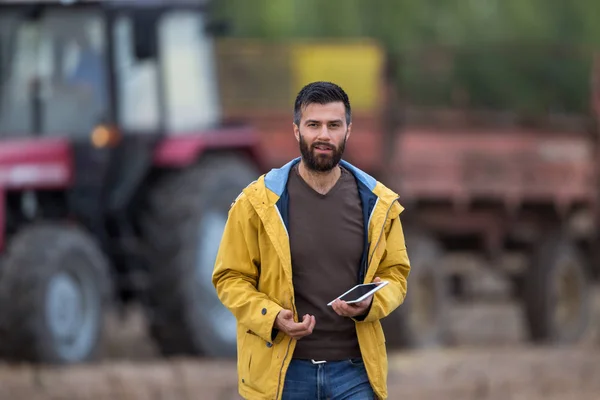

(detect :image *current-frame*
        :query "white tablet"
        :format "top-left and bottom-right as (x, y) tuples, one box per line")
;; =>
(327, 281), (389, 306)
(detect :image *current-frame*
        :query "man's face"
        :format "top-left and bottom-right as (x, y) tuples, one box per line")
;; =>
(294, 102), (351, 172)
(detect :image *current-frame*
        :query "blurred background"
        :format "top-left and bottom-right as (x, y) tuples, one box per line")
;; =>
(0, 0), (600, 399)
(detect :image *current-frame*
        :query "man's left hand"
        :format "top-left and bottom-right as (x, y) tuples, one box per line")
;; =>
(331, 277), (382, 318)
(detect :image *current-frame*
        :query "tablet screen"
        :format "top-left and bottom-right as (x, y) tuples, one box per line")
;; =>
(339, 283), (379, 302)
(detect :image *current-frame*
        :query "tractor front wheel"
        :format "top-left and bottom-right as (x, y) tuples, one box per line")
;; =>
(0, 224), (112, 364)
(141, 153), (258, 357)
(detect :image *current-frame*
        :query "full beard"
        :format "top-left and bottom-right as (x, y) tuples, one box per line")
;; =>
(299, 132), (347, 173)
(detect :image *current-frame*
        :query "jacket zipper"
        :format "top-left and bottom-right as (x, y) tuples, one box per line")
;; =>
(360, 197), (380, 282)
(275, 296), (295, 399)
(367, 197), (400, 271)
(367, 197), (380, 232)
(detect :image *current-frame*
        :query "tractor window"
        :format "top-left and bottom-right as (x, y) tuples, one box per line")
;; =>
(0, 14), (35, 135)
(113, 15), (160, 132)
(0, 15), (17, 119)
(0, 10), (108, 137)
(158, 11), (221, 133)
(41, 11), (108, 136)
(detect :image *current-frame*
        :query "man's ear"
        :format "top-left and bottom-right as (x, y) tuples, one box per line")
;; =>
(346, 122), (352, 140)
(293, 123), (300, 142)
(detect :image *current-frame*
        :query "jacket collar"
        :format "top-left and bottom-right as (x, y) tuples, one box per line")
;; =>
(245, 157), (402, 220)
(263, 157), (384, 198)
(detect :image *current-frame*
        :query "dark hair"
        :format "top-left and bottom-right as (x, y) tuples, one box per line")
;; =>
(293, 81), (352, 126)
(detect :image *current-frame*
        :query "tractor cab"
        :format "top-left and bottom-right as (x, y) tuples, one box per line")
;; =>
(0, 0), (262, 365)
(0, 0), (222, 137)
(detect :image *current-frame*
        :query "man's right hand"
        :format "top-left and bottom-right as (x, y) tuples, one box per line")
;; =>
(274, 309), (315, 340)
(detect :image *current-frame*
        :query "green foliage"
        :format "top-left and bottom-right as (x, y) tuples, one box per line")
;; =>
(214, 0), (599, 115)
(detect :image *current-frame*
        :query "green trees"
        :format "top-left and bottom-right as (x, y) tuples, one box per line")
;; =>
(215, 0), (599, 115)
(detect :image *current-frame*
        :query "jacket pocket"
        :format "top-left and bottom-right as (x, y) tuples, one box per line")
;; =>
(239, 332), (251, 385)
(241, 331), (274, 394)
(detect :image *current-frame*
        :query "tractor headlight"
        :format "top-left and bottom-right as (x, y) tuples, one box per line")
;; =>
(91, 125), (120, 148)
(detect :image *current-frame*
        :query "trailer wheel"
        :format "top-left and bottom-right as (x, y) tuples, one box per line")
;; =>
(524, 234), (592, 344)
(141, 153), (258, 357)
(0, 224), (111, 364)
(382, 232), (449, 348)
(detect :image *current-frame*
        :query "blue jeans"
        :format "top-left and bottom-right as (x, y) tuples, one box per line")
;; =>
(282, 358), (375, 400)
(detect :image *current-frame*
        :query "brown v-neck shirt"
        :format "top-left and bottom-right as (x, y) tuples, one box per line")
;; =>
(287, 164), (364, 360)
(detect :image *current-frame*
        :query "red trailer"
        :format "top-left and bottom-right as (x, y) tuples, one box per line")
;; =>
(389, 112), (598, 346)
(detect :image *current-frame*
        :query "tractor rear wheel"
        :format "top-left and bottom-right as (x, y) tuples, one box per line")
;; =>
(0, 224), (112, 364)
(524, 234), (592, 344)
(382, 232), (449, 349)
(141, 153), (258, 357)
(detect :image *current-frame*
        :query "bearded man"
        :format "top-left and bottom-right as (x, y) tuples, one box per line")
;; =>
(212, 81), (411, 400)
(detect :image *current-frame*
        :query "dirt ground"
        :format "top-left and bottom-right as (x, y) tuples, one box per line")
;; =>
(1, 346), (599, 400)
(0, 291), (598, 400)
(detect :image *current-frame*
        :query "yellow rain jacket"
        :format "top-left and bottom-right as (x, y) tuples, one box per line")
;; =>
(212, 158), (411, 400)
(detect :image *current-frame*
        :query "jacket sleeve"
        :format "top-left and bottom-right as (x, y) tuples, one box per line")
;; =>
(354, 214), (410, 323)
(212, 193), (283, 343)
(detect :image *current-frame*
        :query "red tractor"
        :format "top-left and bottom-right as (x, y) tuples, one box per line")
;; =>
(0, 0), (262, 364)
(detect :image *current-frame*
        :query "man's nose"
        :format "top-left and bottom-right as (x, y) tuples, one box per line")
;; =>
(316, 125), (332, 141)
